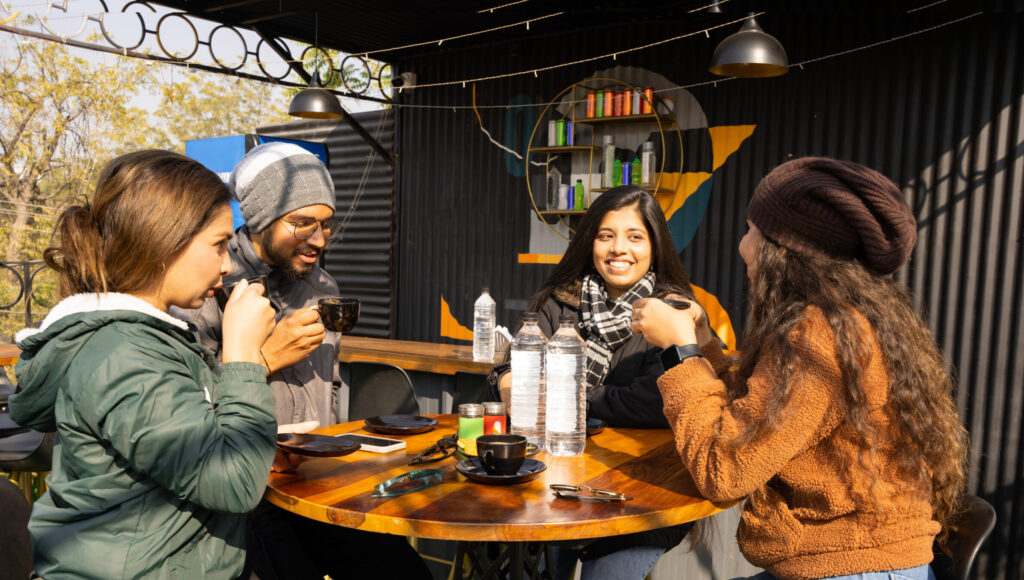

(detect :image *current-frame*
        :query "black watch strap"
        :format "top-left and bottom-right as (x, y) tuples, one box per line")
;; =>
(660, 344), (703, 370)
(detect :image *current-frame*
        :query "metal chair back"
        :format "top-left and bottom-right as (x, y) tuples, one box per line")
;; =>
(347, 361), (420, 421)
(932, 493), (997, 580)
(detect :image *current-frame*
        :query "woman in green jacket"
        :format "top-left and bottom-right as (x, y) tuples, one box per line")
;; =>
(10, 150), (278, 579)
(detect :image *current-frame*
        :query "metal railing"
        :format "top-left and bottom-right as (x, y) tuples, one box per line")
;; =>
(0, 261), (49, 329)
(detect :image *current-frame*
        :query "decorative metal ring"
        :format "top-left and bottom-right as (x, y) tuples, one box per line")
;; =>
(100, 1), (151, 51)
(340, 54), (371, 95)
(299, 45), (336, 86)
(254, 37), (293, 81)
(209, 24), (247, 71)
(377, 62), (393, 94)
(155, 12), (199, 61)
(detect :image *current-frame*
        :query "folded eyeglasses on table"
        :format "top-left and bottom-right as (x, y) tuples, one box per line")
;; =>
(549, 484), (633, 502)
(408, 433), (459, 465)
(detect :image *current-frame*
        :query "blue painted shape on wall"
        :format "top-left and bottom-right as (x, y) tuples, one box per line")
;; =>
(256, 135), (329, 165)
(667, 177), (714, 253)
(504, 94), (536, 177)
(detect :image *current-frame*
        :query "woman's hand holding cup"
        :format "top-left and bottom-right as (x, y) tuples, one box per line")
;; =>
(630, 297), (702, 349)
(221, 279), (276, 366)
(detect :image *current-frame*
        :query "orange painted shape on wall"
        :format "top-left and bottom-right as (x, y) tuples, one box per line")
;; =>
(709, 125), (756, 171)
(517, 253), (563, 264)
(690, 283), (736, 351)
(440, 295), (474, 341)
(656, 172), (711, 219)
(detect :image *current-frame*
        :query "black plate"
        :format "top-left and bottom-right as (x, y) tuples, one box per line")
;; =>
(586, 417), (607, 436)
(364, 415), (438, 435)
(276, 433), (360, 457)
(456, 458), (547, 485)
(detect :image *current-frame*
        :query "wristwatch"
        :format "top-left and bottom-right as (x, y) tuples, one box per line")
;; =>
(660, 344), (703, 370)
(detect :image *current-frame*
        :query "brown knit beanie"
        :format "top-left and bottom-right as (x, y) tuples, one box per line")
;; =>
(747, 157), (917, 275)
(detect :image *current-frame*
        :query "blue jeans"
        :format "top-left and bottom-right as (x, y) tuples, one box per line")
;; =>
(551, 545), (666, 580)
(738, 564), (936, 580)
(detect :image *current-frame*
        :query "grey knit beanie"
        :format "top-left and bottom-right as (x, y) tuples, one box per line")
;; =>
(229, 141), (335, 233)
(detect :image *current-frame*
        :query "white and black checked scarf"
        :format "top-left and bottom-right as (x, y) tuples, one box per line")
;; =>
(578, 272), (657, 389)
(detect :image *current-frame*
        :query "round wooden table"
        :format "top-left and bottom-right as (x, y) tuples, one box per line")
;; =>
(266, 415), (733, 578)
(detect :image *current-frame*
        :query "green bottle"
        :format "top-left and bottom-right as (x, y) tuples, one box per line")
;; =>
(632, 157), (642, 188)
(612, 159), (622, 187)
(573, 179), (585, 210)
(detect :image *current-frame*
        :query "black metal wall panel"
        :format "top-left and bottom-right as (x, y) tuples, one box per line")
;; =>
(393, 6), (1022, 578)
(257, 111), (396, 338)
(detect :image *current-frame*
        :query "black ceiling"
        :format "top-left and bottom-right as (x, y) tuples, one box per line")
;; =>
(149, 0), (992, 64)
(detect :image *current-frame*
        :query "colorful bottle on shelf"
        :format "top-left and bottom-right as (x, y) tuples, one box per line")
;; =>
(641, 141), (656, 187)
(642, 86), (654, 114)
(586, 91), (596, 118)
(595, 91), (604, 118)
(622, 161), (631, 185)
(556, 119), (566, 146)
(622, 89), (632, 115)
(567, 121), (574, 146)
(603, 89), (613, 117)
(612, 91), (622, 116)
(632, 156), (642, 187)
(613, 159), (622, 188)
(602, 135), (615, 189)
(547, 120), (557, 146)
(573, 179), (584, 210)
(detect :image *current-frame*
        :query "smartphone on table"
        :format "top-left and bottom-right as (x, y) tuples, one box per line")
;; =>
(336, 433), (407, 453)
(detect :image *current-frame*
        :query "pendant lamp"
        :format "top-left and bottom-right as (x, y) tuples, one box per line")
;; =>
(708, 13), (788, 78)
(288, 72), (344, 119)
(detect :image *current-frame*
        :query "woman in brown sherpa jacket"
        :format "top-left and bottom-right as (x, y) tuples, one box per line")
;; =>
(631, 157), (968, 580)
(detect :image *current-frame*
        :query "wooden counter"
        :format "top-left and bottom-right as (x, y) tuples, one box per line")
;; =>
(338, 336), (496, 376)
(0, 343), (20, 367)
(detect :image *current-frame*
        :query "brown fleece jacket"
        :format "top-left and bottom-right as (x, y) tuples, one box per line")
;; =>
(657, 307), (938, 579)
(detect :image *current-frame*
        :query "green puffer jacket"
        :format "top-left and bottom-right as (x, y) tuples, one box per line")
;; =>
(9, 293), (277, 579)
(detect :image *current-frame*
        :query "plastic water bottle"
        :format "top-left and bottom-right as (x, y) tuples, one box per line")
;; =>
(545, 314), (586, 456)
(472, 288), (496, 361)
(510, 312), (546, 449)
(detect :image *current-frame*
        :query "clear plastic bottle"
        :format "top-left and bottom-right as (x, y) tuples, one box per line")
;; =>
(641, 141), (656, 187)
(473, 288), (496, 361)
(545, 315), (586, 456)
(510, 312), (547, 448)
(602, 134), (615, 189)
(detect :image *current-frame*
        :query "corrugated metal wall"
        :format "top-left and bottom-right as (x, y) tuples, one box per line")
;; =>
(257, 111), (396, 337)
(393, 6), (1022, 579)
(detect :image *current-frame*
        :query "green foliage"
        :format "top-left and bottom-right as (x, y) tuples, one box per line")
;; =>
(0, 37), (291, 340)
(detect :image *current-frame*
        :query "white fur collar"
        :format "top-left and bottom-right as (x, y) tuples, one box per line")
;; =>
(16, 292), (190, 342)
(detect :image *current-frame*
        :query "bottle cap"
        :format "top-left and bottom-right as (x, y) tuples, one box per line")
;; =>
(642, 141), (654, 150)
(603, 134), (614, 144)
(459, 403), (484, 418)
(483, 401), (506, 415)
(521, 312), (539, 323)
(558, 314), (575, 325)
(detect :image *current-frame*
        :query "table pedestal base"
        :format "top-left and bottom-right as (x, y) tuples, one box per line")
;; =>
(452, 541), (555, 580)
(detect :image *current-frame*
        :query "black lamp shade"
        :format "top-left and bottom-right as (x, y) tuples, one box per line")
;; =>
(709, 15), (788, 78)
(289, 73), (344, 119)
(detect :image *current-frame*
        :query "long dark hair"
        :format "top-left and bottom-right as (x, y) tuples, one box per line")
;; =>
(528, 185), (692, 311)
(44, 150), (232, 297)
(735, 237), (967, 542)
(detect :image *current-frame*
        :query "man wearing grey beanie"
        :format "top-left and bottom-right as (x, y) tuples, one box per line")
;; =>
(190, 141), (431, 579)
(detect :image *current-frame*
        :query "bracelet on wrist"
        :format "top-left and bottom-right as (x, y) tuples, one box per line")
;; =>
(259, 348), (273, 375)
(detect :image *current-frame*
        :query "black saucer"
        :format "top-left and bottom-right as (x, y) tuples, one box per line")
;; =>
(364, 415), (438, 435)
(276, 433), (360, 457)
(455, 458), (547, 485)
(586, 417), (607, 436)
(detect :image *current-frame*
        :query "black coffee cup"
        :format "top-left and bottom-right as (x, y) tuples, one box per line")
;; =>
(318, 297), (360, 332)
(215, 275), (268, 310)
(477, 434), (527, 476)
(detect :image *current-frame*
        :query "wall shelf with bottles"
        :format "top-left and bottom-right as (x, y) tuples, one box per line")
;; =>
(525, 77), (681, 239)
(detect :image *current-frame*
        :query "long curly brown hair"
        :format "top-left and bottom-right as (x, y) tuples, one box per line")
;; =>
(734, 236), (968, 542)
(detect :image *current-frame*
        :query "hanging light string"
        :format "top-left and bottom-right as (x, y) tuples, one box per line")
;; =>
(355, 12), (563, 57)
(388, 8), (981, 110)
(685, 0), (733, 13)
(408, 12), (760, 89)
(477, 0), (531, 14)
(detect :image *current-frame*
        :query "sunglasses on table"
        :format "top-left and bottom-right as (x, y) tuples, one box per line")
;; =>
(408, 433), (459, 465)
(549, 484), (633, 502)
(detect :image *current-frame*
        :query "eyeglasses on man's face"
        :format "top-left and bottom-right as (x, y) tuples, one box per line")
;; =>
(283, 217), (342, 240)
